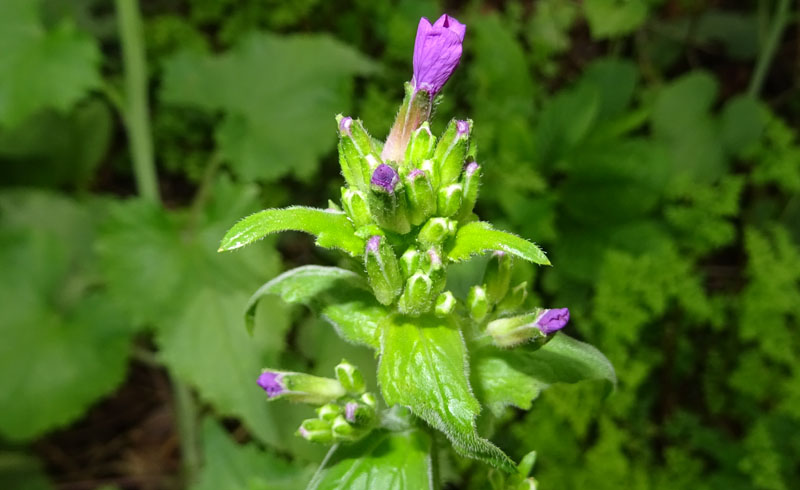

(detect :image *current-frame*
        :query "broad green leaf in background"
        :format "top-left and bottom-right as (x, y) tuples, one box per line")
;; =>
(378, 314), (516, 473)
(307, 429), (433, 490)
(447, 221), (550, 265)
(0, 0), (100, 127)
(472, 333), (617, 416)
(193, 418), (313, 490)
(160, 33), (376, 181)
(245, 266), (386, 348)
(583, 0), (649, 39)
(0, 192), (134, 441)
(218, 206), (365, 256)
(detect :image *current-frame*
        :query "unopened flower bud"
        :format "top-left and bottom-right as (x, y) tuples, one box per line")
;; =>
(405, 122), (437, 166)
(484, 251), (512, 304)
(361, 392), (377, 409)
(368, 164), (411, 233)
(341, 188), (372, 227)
(437, 183), (463, 217)
(435, 291), (457, 317)
(485, 308), (570, 348)
(412, 14), (466, 97)
(457, 162), (481, 221)
(331, 415), (359, 441)
(400, 247), (422, 278)
(420, 159), (438, 188)
(467, 285), (489, 322)
(418, 217), (456, 247)
(364, 235), (403, 305)
(297, 418), (333, 444)
(335, 359), (366, 395)
(257, 370), (345, 405)
(317, 403), (342, 421)
(344, 400), (376, 427)
(404, 169), (436, 225)
(496, 281), (528, 314)
(336, 115), (375, 191)
(398, 271), (434, 316)
(434, 119), (471, 186)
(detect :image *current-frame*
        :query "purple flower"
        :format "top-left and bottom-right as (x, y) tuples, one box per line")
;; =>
(257, 371), (285, 398)
(535, 308), (570, 335)
(371, 164), (399, 193)
(412, 14), (466, 96)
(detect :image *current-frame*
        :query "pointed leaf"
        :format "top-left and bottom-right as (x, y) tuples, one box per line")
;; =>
(219, 206), (364, 256)
(307, 429), (433, 490)
(245, 265), (386, 348)
(447, 221), (550, 265)
(473, 333), (616, 416)
(378, 314), (516, 473)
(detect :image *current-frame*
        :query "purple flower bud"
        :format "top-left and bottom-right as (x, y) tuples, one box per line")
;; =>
(371, 164), (399, 193)
(412, 14), (466, 96)
(345, 402), (358, 423)
(257, 371), (284, 398)
(339, 116), (353, 135)
(367, 235), (381, 253)
(465, 161), (479, 176)
(409, 168), (425, 179)
(535, 308), (570, 335)
(456, 119), (470, 135)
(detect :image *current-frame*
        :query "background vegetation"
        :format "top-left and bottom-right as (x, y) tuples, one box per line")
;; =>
(1, 0), (799, 488)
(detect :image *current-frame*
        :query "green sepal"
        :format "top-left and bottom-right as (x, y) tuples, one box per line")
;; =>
(218, 206), (364, 256)
(244, 265), (385, 348)
(336, 115), (377, 191)
(404, 122), (437, 167)
(447, 221), (550, 265)
(456, 162), (481, 221)
(341, 188), (372, 228)
(367, 179), (411, 234)
(496, 281), (528, 314)
(437, 183), (463, 218)
(365, 235), (404, 305)
(397, 271), (434, 316)
(404, 169), (436, 226)
(484, 251), (512, 304)
(467, 285), (490, 322)
(418, 217), (456, 247)
(433, 118), (471, 186)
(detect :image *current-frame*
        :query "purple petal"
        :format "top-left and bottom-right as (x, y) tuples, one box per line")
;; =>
(465, 162), (479, 176)
(535, 308), (570, 335)
(257, 371), (285, 398)
(339, 116), (352, 135)
(345, 402), (358, 423)
(433, 14), (466, 41)
(367, 235), (381, 253)
(412, 14), (465, 96)
(371, 164), (399, 193)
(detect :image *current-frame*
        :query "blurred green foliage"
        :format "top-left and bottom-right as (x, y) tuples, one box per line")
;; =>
(1, 0), (798, 488)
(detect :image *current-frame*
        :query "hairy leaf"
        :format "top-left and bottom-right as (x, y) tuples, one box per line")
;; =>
(307, 430), (433, 490)
(378, 314), (516, 473)
(245, 265), (386, 348)
(447, 221), (550, 265)
(473, 333), (617, 416)
(219, 206), (364, 256)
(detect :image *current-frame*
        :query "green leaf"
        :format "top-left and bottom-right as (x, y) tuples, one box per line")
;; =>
(160, 33), (375, 181)
(447, 221), (550, 266)
(0, 191), (134, 441)
(219, 206), (365, 256)
(472, 333), (617, 416)
(0, 0), (100, 127)
(245, 265), (386, 348)
(307, 429), (433, 490)
(583, 0), (648, 39)
(0, 453), (55, 490)
(193, 418), (312, 490)
(378, 314), (516, 473)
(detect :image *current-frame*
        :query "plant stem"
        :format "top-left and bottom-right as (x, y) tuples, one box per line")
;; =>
(748, 0), (791, 97)
(173, 375), (201, 484)
(115, 0), (159, 203)
(429, 428), (441, 490)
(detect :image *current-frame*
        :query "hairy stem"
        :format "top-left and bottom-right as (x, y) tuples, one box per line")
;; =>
(115, 0), (159, 202)
(748, 0), (791, 97)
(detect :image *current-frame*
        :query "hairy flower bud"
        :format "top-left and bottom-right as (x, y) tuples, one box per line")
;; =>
(435, 290), (457, 317)
(434, 119), (471, 186)
(485, 308), (570, 348)
(317, 403), (342, 421)
(484, 251), (512, 304)
(368, 164), (411, 233)
(405, 122), (437, 167)
(336, 115), (375, 191)
(258, 370), (345, 405)
(344, 400), (376, 427)
(467, 285), (489, 322)
(437, 183), (463, 217)
(398, 271), (434, 316)
(365, 235), (403, 305)
(341, 188), (372, 227)
(298, 418), (333, 443)
(335, 359), (366, 395)
(400, 247), (422, 278)
(418, 217), (456, 247)
(404, 169), (436, 225)
(457, 162), (481, 221)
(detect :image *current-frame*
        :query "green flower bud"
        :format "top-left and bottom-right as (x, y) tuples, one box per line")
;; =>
(344, 400), (376, 427)
(297, 418), (333, 444)
(337, 115), (376, 191)
(484, 251), (512, 304)
(404, 122), (437, 167)
(398, 271), (434, 316)
(364, 235), (403, 305)
(317, 403), (342, 421)
(435, 291), (457, 317)
(258, 370), (345, 405)
(420, 159), (438, 189)
(335, 359), (365, 395)
(331, 415), (362, 442)
(433, 119), (471, 186)
(485, 308), (570, 348)
(437, 183), (463, 218)
(418, 217), (456, 247)
(496, 281), (528, 314)
(400, 247), (422, 278)
(361, 392), (377, 409)
(457, 162), (481, 221)
(368, 164), (411, 234)
(341, 188), (372, 228)
(404, 169), (436, 225)
(467, 285), (490, 322)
